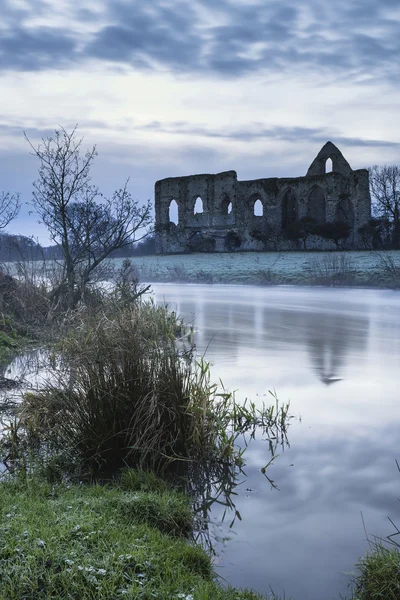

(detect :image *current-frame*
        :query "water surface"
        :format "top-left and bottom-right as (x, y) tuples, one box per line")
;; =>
(151, 284), (400, 600)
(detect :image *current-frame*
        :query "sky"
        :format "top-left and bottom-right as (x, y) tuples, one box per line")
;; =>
(0, 0), (399, 244)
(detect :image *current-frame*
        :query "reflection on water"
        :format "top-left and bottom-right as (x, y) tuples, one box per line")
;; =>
(151, 284), (400, 600)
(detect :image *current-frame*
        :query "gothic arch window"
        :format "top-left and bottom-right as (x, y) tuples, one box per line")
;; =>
(326, 158), (333, 173)
(282, 189), (298, 229)
(221, 194), (232, 214)
(336, 196), (354, 227)
(307, 186), (326, 223)
(169, 199), (179, 225)
(253, 197), (263, 217)
(193, 196), (203, 214)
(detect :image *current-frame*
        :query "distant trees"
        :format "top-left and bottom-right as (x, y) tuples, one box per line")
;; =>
(358, 218), (389, 250)
(0, 233), (43, 261)
(283, 216), (317, 250)
(369, 165), (400, 248)
(314, 221), (352, 249)
(283, 217), (352, 250)
(26, 126), (152, 308)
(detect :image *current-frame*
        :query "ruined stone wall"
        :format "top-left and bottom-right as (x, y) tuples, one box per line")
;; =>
(155, 142), (371, 253)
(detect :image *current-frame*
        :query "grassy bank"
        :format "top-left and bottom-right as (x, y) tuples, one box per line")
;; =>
(2, 473), (399, 600)
(0, 473), (276, 600)
(123, 250), (400, 288)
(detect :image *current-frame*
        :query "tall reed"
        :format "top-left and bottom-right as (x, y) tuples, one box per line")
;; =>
(21, 298), (291, 476)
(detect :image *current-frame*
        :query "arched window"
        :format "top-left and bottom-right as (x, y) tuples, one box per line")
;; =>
(336, 196), (354, 227)
(169, 199), (179, 225)
(253, 198), (263, 217)
(326, 158), (333, 173)
(307, 187), (326, 223)
(282, 189), (298, 229)
(194, 196), (203, 214)
(221, 194), (232, 215)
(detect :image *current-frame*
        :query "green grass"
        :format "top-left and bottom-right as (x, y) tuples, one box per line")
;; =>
(347, 545), (400, 600)
(0, 474), (277, 600)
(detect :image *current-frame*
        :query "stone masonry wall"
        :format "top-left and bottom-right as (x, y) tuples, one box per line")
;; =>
(155, 142), (371, 253)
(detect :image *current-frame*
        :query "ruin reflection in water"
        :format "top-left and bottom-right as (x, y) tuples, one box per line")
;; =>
(151, 283), (400, 600)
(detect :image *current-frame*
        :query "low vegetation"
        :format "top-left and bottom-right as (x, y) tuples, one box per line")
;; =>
(131, 250), (400, 288)
(0, 473), (279, 600)
(0, 269), (292, 599)
(347, 545), (400, 600)
(13, 296), (290, 480)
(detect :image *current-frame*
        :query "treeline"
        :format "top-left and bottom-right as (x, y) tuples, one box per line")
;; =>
(0, 232), (156, 262)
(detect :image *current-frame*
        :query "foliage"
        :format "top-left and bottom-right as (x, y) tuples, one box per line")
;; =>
(305, 254), (356, 286)
(347, 546), (400, 600)
(250, 225), (282, 251)
(0, 233), (44, 261)
(26, 126), (152, 309)
(369, 165), (400, 248)
(358, 218), (390, 250)
(16, 299), (290, 478)
(282, 217), (317, 249)
(375, 253), (400, 288)
(0, 477), (278, 599)
(313, 220), (352, 249)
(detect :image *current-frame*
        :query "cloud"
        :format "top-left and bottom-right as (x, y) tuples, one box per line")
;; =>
(0, 26), (78, 71)
(0, 0), (397, 84)
(136, 120), (400, 148)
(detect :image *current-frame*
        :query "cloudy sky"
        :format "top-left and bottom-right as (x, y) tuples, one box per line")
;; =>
(0, 0), (399, 243)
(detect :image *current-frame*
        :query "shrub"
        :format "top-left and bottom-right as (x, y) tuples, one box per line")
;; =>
(20, 300), (291, 477)
(305, 254), (356, 286)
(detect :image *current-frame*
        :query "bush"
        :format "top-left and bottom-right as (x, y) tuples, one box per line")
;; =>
(20, 299), (290, 477)
(305, 254), (356, 286)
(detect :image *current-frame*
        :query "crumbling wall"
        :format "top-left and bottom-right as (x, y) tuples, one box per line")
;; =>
(155, 142), (371, 253)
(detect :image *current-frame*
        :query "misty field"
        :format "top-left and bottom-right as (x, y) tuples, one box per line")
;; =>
(119, 250), (400, 286)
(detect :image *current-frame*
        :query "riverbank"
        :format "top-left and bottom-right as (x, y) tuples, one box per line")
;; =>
(1, 471), (399, 600)
(125, 250), (400, 287)
(1, 282), (400, 600)
(0, 472), (271, 600)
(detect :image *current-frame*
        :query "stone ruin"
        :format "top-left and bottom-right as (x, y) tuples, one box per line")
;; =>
(154, 141), (371, 253)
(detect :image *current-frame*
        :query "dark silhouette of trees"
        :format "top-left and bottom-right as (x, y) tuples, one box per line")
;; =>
(0, 191), (20, 231)
(314, 221), (352, 249)
(25, 126), (152, 308)
(283, 216), (317, 250)
(369, 165), (400, 248)
(358, 218), (389, 250)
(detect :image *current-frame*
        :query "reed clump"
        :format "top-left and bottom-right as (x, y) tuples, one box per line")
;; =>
(20, 298), (290, 477)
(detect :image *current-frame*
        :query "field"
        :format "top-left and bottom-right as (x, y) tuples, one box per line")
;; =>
(121, 250), (400, 286)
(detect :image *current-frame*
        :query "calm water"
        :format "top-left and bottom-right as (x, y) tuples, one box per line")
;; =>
(150, 284), (400, 600)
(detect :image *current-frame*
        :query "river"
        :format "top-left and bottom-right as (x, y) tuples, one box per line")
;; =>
(150, 283), (400, 600)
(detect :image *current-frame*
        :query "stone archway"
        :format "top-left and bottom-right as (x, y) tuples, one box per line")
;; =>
(281, 188), (298, 229)
(307, 186), (326, 223)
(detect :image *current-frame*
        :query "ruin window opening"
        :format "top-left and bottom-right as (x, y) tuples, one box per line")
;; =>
(194, 196), (203, 214)
(169, 199), (179, 225)
(282, 189), (298, 229)
(336, 197), (354, 227)
(307, 186), (326, 224)
(220, 194), (232, 215)
(254, 198), (263, 217)
(326, 158), (333, 173)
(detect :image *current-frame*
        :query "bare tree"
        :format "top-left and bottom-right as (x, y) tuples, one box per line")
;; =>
(25, 126), (152, 308)
(0, 191), (21, 230)
(369, 165), (400, 248)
